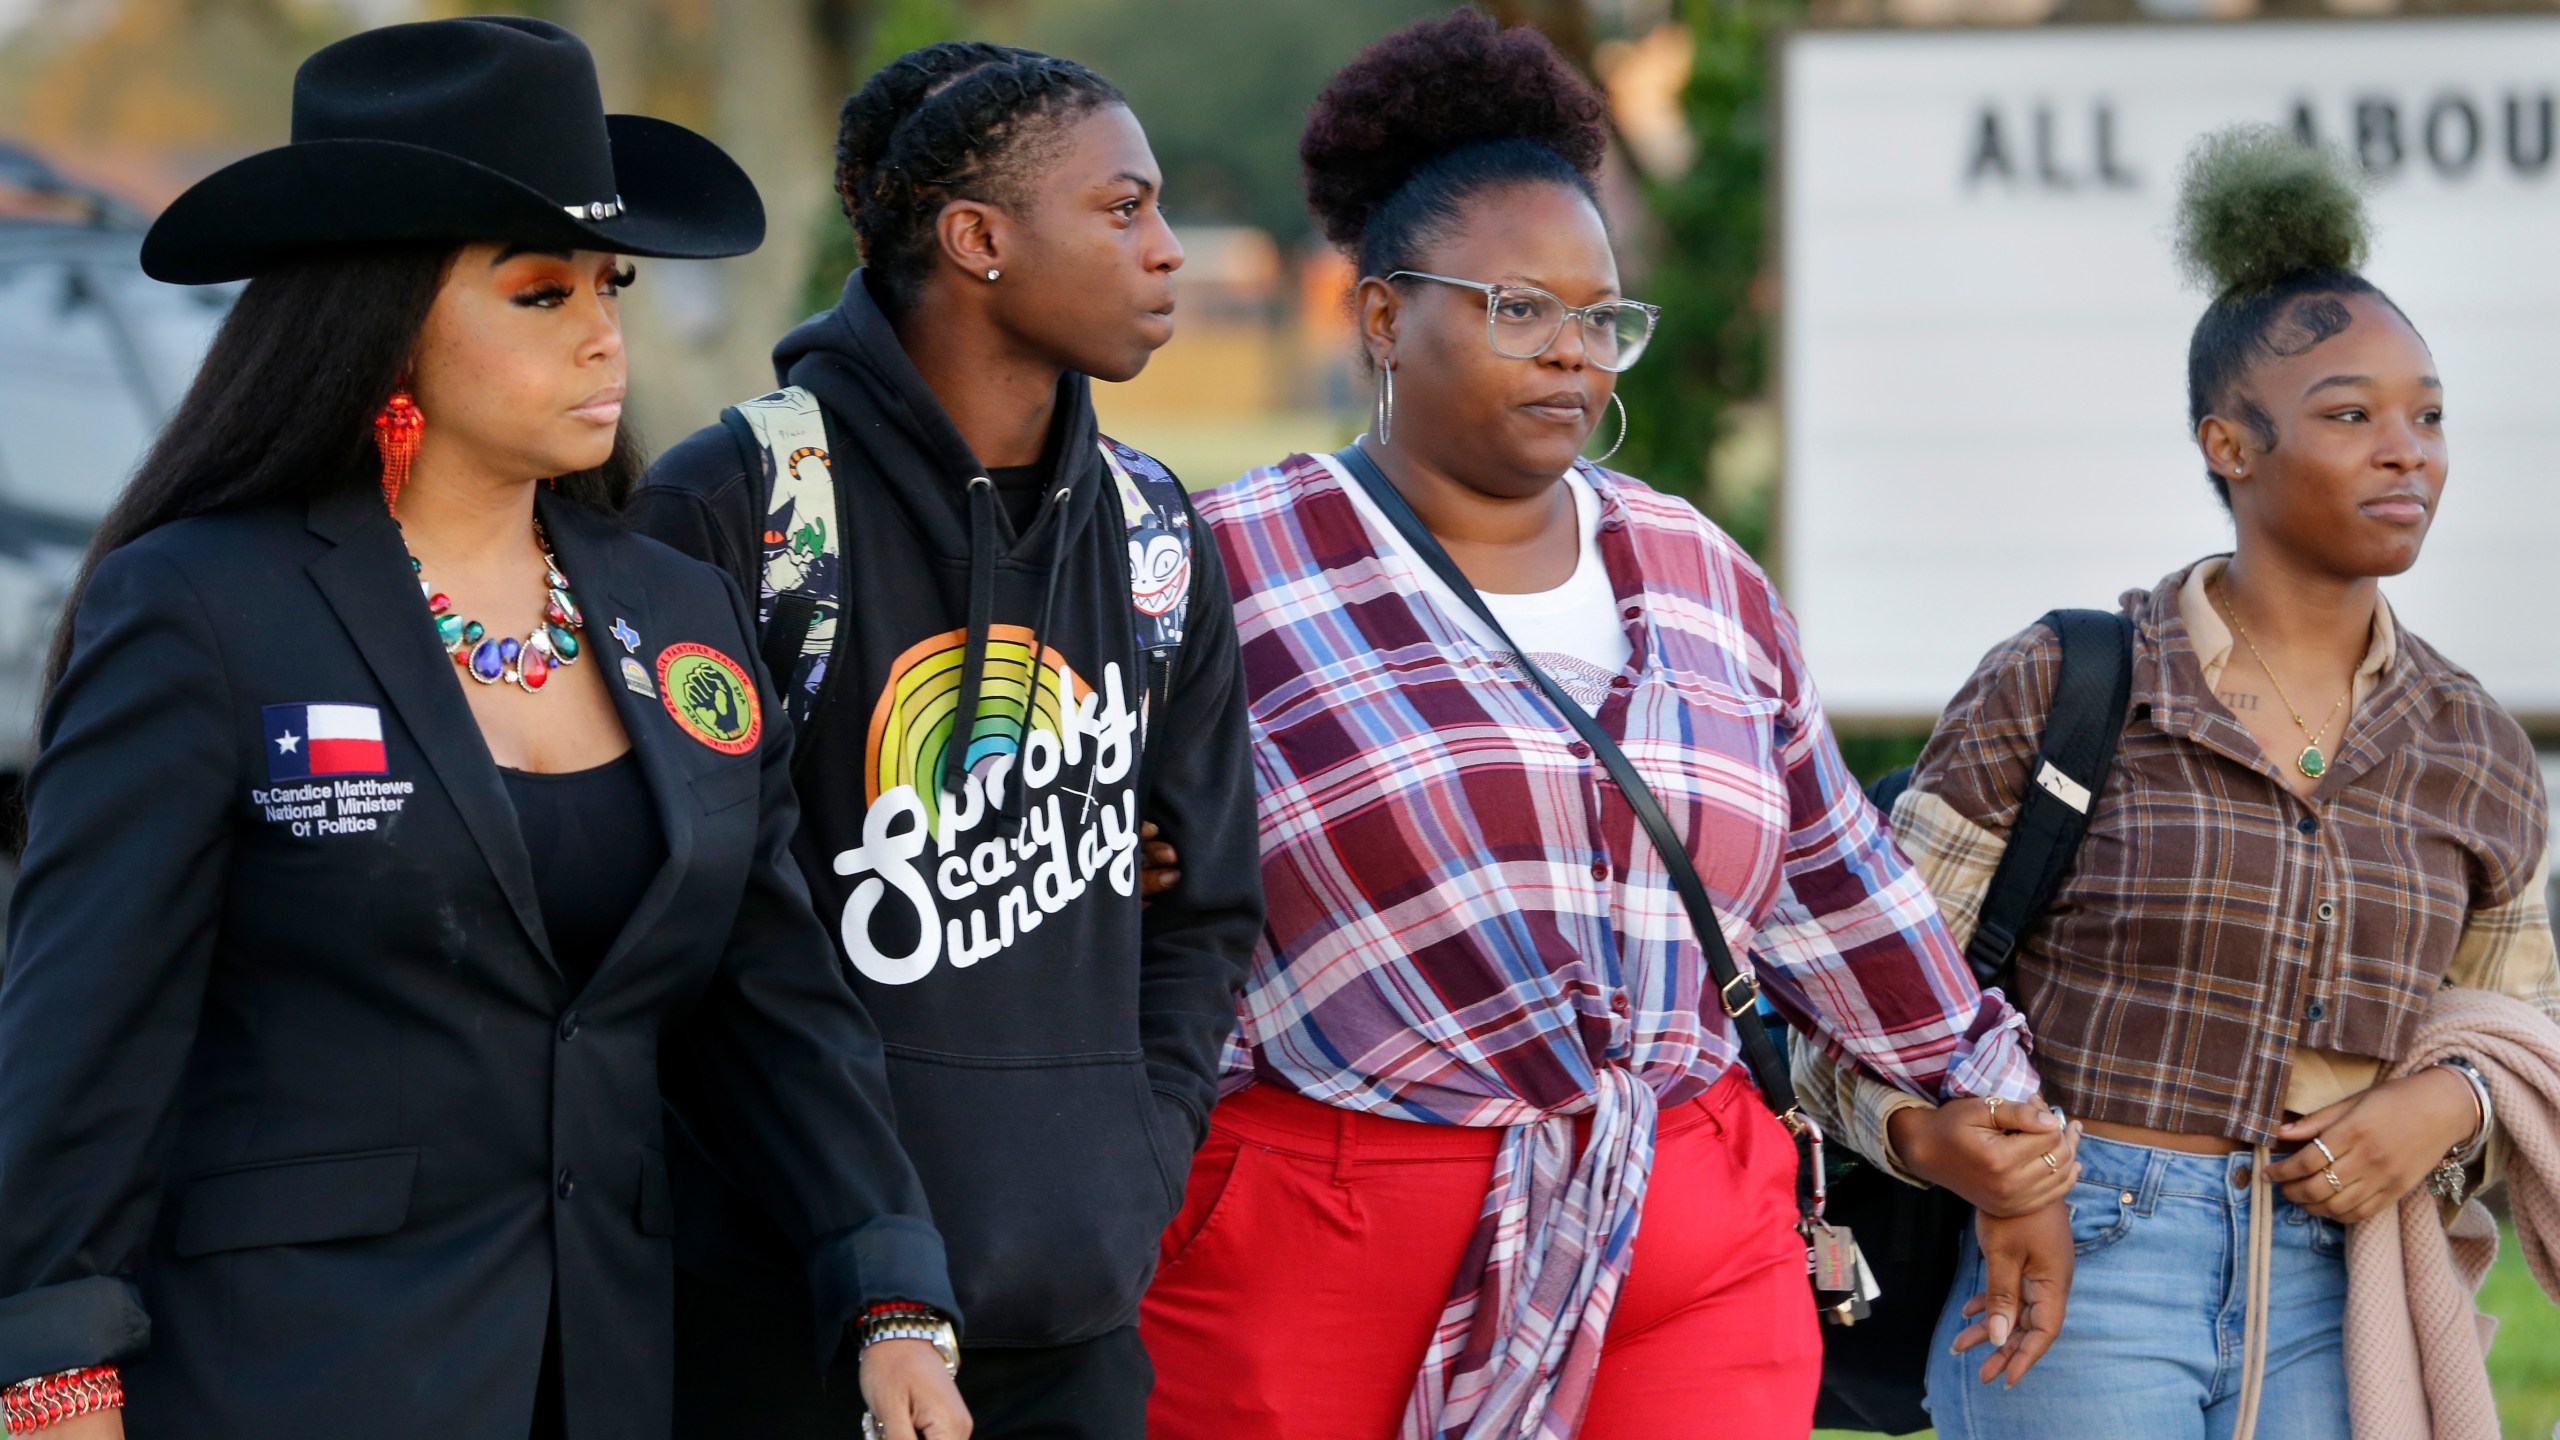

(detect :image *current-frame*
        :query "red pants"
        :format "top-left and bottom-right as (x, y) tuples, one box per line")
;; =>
(1140, 1069), (1820, 1439)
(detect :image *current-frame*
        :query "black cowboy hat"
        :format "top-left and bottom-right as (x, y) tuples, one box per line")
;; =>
(141, 16), (763, 284)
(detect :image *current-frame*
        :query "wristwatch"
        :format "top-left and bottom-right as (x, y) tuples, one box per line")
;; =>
(860, 1303), (959, 1377)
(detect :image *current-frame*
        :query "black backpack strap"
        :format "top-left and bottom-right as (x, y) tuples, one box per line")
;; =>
(1866, 765), (1915, 817)
(1960, 608), (2135, 990)
(1334, 445), (1826, 1228)
(718, 403), (761, 475)
(761, 594), (820, 704)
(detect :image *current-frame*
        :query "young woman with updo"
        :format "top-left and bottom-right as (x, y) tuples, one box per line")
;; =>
(1802, 130), (2559, 1439)
(1133, 14), (2084, 1438)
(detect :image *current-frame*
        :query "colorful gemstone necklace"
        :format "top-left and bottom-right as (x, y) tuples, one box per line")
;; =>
(407, 520), (585, 694)
(2212, 581), (2349, 781)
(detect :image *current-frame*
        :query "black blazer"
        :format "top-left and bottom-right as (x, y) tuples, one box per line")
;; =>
(0, 489), (954, 1439)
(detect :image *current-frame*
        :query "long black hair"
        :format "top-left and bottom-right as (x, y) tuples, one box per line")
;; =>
(44, 243), (641, 697)
(834, 42), (1126, 316)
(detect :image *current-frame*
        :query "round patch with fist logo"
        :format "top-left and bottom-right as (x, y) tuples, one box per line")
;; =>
(655, 643), (762, 755)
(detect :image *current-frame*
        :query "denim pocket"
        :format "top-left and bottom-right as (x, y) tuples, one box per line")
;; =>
(2065, 1178), (2135, 1256)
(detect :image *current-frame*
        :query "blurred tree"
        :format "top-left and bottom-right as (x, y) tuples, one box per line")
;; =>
(801, 0), (971, 313)
(999, 0), (1441, 236)
(1607, 0), (1793, 555)
(1487, 0), (1596, 64)
(549, 0), (847, 442)
(0, 0), (899, 444)
(2, 0), (342, 193)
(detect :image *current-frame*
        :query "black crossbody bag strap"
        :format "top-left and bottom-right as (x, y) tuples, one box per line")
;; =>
(1334, 446), (1824, 1227)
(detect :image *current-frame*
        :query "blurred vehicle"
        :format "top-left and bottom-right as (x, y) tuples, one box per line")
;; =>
(0, 143), (235, 845)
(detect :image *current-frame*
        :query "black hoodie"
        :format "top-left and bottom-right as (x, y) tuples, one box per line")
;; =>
(630, 273), (1262, 1346)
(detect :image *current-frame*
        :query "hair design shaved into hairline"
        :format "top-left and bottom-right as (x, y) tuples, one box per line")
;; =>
(2265, 295), (2355, 359)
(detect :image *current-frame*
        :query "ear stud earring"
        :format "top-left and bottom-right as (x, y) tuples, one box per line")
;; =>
(985, 268), (1000, 281)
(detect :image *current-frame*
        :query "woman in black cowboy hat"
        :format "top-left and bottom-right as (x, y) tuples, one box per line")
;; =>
(0, 17), (970, 1440)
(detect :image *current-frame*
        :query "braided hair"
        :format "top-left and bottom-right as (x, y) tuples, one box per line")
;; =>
(836, 42), (1126, 314)
(2175, 125), (2408, 505)
(1300, 10), (1608, 283)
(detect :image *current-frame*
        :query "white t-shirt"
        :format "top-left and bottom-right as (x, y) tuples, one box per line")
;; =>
(1325, 454), (1635, 713)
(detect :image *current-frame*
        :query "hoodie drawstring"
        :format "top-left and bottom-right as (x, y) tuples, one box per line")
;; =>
(943, 475), (999, 803)
(1002, 485), (1078, 825)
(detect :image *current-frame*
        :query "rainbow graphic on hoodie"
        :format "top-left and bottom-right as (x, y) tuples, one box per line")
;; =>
(866, 624), (1093, 829)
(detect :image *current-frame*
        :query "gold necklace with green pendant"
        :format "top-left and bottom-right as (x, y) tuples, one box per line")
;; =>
(2214, 586), (2350, 781)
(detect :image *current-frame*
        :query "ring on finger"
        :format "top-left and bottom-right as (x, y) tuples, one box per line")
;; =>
(2311, 1137), (2339, 1166)
(1985, 1096), (2002, 1127)
(2322, 1166), (2344, 1192)
(2041, 1150), (2061, 1172)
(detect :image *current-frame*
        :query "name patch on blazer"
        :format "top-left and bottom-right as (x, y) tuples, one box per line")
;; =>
(255, 702), (410, 837)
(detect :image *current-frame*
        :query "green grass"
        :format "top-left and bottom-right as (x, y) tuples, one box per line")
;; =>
(2483, 1225), (2560, 1440)
(1813, 1221), (2560, 1440)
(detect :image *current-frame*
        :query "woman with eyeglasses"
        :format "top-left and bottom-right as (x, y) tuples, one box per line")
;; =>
(1134, 14), (2076, 1440)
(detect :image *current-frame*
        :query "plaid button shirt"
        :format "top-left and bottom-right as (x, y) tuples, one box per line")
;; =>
(1200, 452), (2034, 1440)
(1896, 564), (2554, 1147)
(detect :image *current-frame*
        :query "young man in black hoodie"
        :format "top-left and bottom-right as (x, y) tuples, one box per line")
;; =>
(629, 43), (1262, 1440)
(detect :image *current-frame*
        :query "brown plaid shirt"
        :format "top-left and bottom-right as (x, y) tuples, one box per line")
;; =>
(1876, 563), (2556, 1146)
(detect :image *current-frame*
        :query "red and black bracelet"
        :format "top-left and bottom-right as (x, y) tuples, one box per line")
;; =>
(2, 1366), (123, 1434)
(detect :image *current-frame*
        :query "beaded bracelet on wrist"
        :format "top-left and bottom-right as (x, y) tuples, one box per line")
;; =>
(3, 1366), (123, 1434)
(858, 1301), (957, 1376)
(864, 1301), (940, 1322)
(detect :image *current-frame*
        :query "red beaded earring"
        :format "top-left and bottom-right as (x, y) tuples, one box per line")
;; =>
(374, 387), (423, 515)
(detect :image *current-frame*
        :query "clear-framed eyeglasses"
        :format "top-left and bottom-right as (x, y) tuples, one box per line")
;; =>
(1387, 271), (1662, 373)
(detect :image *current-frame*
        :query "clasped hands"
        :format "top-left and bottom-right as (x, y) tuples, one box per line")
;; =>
(1886, 1094), (2083, 1389)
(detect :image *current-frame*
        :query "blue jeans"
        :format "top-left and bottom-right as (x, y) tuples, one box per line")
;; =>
(1922, 1133), (2350, 1440)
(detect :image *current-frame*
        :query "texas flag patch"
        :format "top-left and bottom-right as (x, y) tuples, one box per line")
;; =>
(264, 703), (389, 781)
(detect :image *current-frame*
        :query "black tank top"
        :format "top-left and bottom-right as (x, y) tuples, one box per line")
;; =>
(500, 752), (665, 995)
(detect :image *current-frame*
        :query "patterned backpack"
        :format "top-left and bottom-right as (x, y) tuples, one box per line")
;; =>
(718, 385), (1195, 734)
